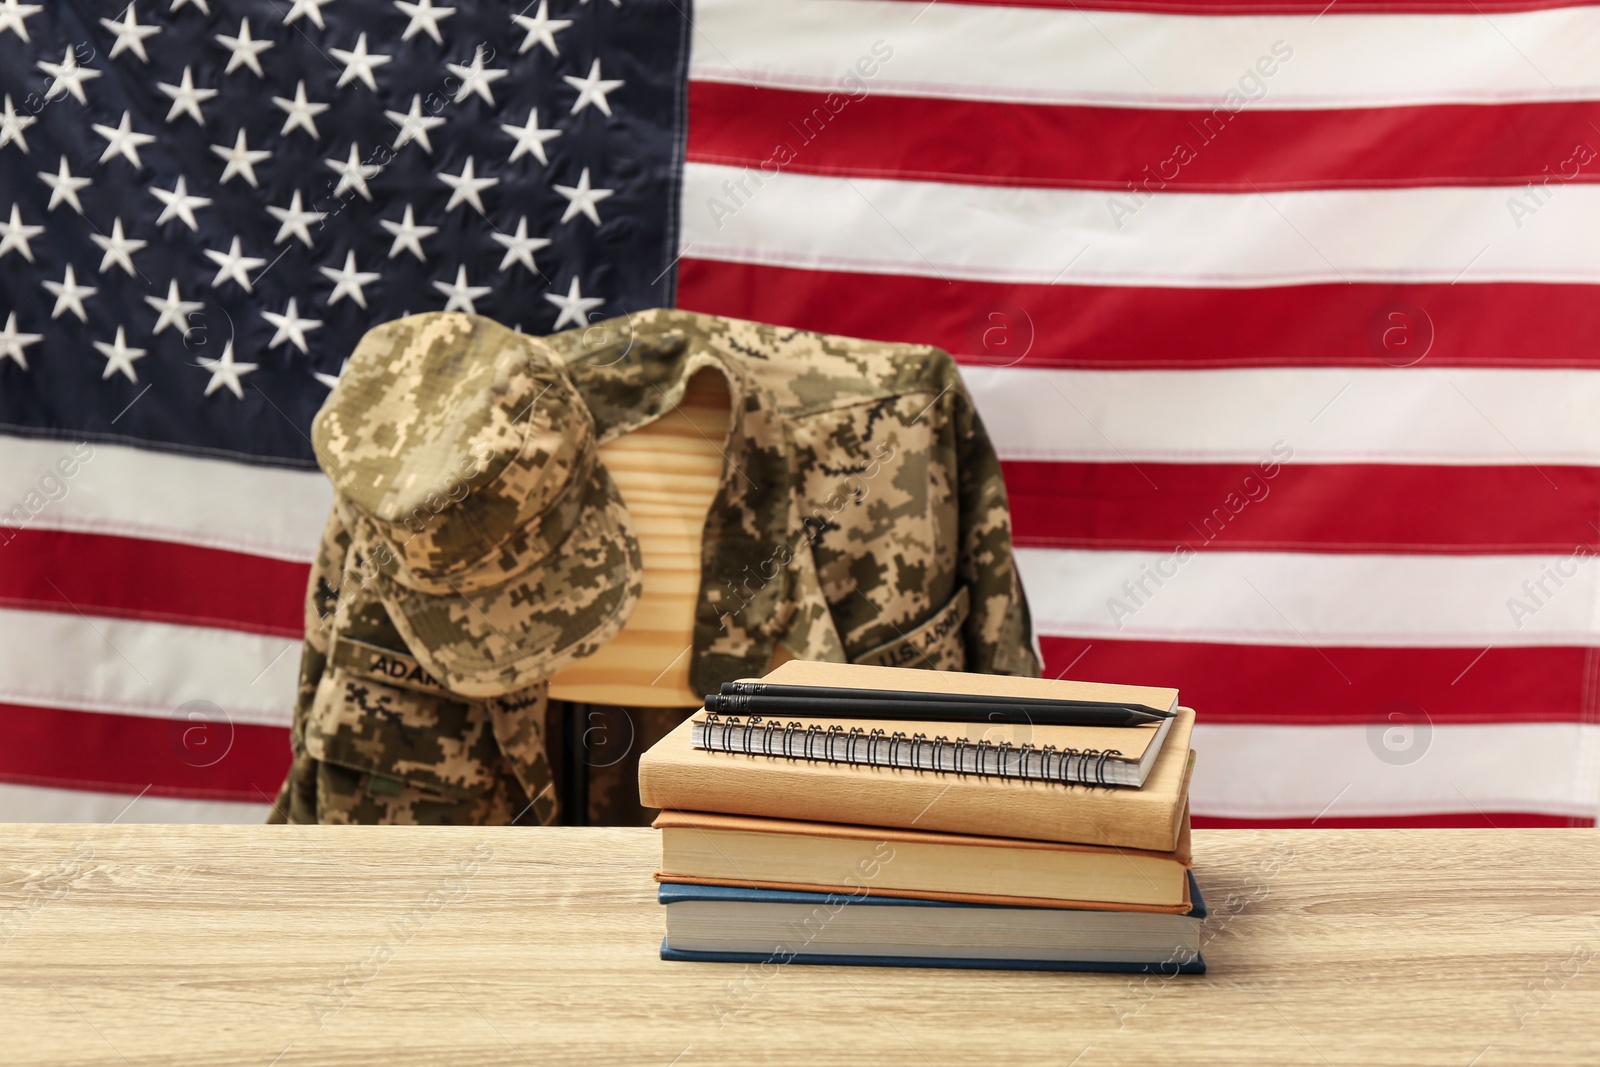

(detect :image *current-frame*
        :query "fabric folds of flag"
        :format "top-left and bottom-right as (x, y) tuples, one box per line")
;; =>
(3, 0), (1599, 826)
(0, 0), (687, 821)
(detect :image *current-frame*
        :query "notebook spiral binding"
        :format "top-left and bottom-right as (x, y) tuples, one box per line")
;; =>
(694, 713), (1124, 786)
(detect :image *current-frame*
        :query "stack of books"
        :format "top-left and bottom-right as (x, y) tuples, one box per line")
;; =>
(637, 660), (1203, 974)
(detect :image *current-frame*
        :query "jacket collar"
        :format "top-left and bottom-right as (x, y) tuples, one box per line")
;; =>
(546, 310), (806, 693)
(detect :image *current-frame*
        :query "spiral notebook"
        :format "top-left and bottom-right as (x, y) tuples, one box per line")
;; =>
(689, 662), (1179, 788)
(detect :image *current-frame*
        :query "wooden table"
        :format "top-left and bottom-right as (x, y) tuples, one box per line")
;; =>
(2, 826), (1597, 1065)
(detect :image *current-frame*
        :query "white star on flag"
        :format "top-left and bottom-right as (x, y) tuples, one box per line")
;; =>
(326, 143), (381, 201)
(262, 297), (323, 353)
(434, 265), (491, 313)
(216, 18), (274, 78)
(0, 93), (36, 152)
(380, 204), (436, 261)
(330, 33), (391, 91)
(157, 66), (217, 125)
(38, 155), (92, 214)
(151, 176), (212, 231)
(564, 59), (623, 117)
(38, 46), (102, 104)
(92, 111), (156, 168)
(198, 339), (259, 399)
(448, 46), (508, 106)
(502, 107), (562, 165)
(0, 204), (44, 261)
(211, 129), (272, 187)
(0, 0), (43, 43)
(439, 157), (497, 214)
(385, 95), (445, 154)
(544, 275), (602, 329)
(513, 1), (572, 56)
(273, 80), (328, 139)
(204, 236), (267, 292)
(145, 279), (203, 337)
(267, 190), (326, 246)
(43, 264), (96, 322)
(554, 167), (613, 225)
(94, 327), (147, 382)
(320, 251), (381, 308)
(282, 0), (333, 29)
(0, 311), (41, 369)
(101, 5), (161, 63)
(491, 216), (550, 274)
(89, 217), (146, 276)
(396, 0), (455, 44)
(313, 358), (348, 390)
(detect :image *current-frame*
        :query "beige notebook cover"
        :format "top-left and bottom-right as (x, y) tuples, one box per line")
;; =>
(754, 660), (1179, 713)
(699, 660), (1178, 784)
(640, 663), (1194, 851)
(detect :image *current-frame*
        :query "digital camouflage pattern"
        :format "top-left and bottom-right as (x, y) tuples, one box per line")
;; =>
(312, 312), (644, 698)
(274, 308), (1038, 825)
(270, 511), (557, 826)
(267, 509), (347, 824)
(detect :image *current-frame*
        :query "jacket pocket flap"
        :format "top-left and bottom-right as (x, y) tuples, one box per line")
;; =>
(851, 585), (970, 671)
(305, 660), (497, 799)
(329, 636), (450, 696)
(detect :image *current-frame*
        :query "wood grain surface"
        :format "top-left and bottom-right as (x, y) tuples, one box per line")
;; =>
(2, 826), (1598, 1066)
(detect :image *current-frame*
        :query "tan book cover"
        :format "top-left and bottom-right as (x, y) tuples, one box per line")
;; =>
(654, 808), (1193, 912)
(754, 659), (1179, 713)
(638, 663), (1195, 851)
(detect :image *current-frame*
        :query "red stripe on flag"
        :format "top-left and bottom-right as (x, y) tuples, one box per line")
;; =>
(689, 82), (1600, 192)
(1005, 461), (1598, 554)
(0, 702), (291, 803)
(1192, 813), (1591, 828)
(678, 258), (1600, 369)
(8, 474), (1580, 660)
(0, 528), (307, 639)
(866, 0), (1600, 12)
(1039, 637), (1597, 725)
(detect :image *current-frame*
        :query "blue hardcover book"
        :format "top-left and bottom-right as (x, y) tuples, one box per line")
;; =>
(659, 872), (1207, 974)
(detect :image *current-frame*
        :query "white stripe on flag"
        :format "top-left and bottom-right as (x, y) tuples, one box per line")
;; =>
(961, 365), (1600, 466)
(1192, 721), (1600, 819)
(0, 438), (331, 562)
(1016, 548), (1600, 646)
(683, 164), (1600, 287)
(0, 780), (273, 823)
(0, 609), (299, 727)
(691, 0), (1600, 108)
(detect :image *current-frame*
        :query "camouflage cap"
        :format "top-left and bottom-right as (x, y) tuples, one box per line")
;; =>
(313, 312), (643, 698)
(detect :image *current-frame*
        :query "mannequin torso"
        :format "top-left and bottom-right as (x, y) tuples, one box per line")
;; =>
(546, 370), (730, 707)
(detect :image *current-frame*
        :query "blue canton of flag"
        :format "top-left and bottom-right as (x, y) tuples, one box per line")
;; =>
(0, 0), (689, 466)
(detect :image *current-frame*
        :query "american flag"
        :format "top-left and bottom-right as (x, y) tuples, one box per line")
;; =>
(3, 0), (1599, 826)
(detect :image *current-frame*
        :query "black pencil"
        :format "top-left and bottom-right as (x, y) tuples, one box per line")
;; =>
(703, 692), (1169, 727)
(718, 681), (1174, 719)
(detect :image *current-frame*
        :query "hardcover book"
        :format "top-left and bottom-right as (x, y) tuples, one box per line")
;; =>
(654, 808), (1194, 911)
(658, 876), (1208, 974)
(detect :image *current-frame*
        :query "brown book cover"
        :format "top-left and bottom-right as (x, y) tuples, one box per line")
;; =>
(638, 665), (1195, 851)
(653, 808), (1194, 912)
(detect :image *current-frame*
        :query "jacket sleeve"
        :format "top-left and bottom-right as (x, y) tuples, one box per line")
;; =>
(266, 507), (350, 823)
(951, 375), (1042, 677)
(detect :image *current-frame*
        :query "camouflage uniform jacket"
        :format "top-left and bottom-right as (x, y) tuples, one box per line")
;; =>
(271, 309), (1040, 825)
